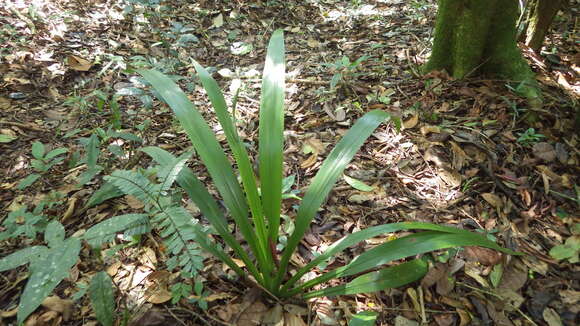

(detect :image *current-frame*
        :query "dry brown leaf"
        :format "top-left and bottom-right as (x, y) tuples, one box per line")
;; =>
(262, 304), (283, 326)
(420, 125), (441, 135)
(41, 296), (74, 321)
(457, 308), (471, 326)
(403, 114), (419, 129)
(481, 193), (503, 210)
(543, 307), (563, 326)
(559, 290), (580, 305)
(421, 263), (447, 288)
(1, 307), (18, 318)
(433, 314), (455, 326)
(126, 195), (145, 209)
(463, 246), (502, 266)
(106, 262), (122, 276)
(67, 55), (92, 71)
(498, 259), (528, 292)
(449, 141), (469, 170)
(533, 142), (556, 162)
(237, 301), (268, 326)
(0, 97), (11, 110)
(145, 271), (172, 304)
(284, 312), (307, 326)
(438, 168), (462, 188)
(300, 154), (318, 169)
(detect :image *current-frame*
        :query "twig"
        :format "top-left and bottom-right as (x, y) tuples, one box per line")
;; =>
(165, 307), (189, 326)
(174, 307), (224, 326)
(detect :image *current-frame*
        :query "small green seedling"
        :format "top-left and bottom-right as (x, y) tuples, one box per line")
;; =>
(18, 141), (68, 190)
(516, 128), (545, 145)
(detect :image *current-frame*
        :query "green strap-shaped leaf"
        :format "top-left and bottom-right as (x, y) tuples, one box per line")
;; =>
(276, 110), (391, 286)
(18, 237), (81, 324)
(0, 246), (47, 272)
(258, 29), (285, 243)
(304, 259), (428, 299)
(89, 272), (115, 326)
(141, 146), (260, 280)
(290, 231), (513, 295)
(138, 70), (264, 272)
(193, 61), (268, 258)
(281, 221), (515, 292)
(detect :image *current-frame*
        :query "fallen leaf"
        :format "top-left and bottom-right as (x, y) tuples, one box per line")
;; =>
(463, 246), (503, 266)
(41, 296), (74, 321)
(394, 316), (419, 326)
(263, 304), (283, 326)
(237, 301), (268, 326)
(533, 142), (556, 162)
(434, 314), (455, 326)
(403, 114), (419, 129)
(284, 312), (307, 326)
(543, 307), (563, 326)
(481, 193), (503, 210)
(67, 55), (92, 71)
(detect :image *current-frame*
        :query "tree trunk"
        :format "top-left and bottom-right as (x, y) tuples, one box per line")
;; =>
(521, 0), (564, 52)
(425, 0), (534, 85)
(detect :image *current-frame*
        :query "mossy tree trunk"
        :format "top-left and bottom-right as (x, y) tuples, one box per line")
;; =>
(520, 0), (565, 52)
(425, 0), (534, 84)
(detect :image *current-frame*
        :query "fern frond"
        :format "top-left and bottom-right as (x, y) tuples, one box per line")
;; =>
(154, 205), (204, 275)
(84, 214), (149, 247)
(105, 170), (159, 204)
(157, 151), (191, 192)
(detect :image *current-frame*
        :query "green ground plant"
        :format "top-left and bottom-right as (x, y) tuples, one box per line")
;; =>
(0, 32), (520, 325)
(134, 30), (518, 299)
(17, 141), (68, 190)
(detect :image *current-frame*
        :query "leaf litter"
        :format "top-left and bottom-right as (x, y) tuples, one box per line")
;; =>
(0, 0), (578, 325)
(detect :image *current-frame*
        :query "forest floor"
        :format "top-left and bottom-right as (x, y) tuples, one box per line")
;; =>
(0, 0), (578, 325)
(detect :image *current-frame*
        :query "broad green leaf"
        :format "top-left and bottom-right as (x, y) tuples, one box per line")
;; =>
(276, 110), (391, 286)
(138, 70), (261, 267)
(45, 148), (68, 160)
(45, 220), (65, 248)
(282, 222), (494, 292)
(89, 272), (115, 326)
(17, 173), (41, 190)
(0, 246), (47, 272)
(343, 174), (374, 192)
(31, 141), (45, 159)
(258, 29), (285, 243)
(294, 231), (514, 294)
(348, 311), (378, 326)
(304, 259), (427, 299)
(85, 133), (100, 168)
(193, 61), (267, 247)
(18, 237), (81, 325)
(84, 182), (124, 208)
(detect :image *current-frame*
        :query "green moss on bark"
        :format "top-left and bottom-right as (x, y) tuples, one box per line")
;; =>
(425, 0), (536, 91)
